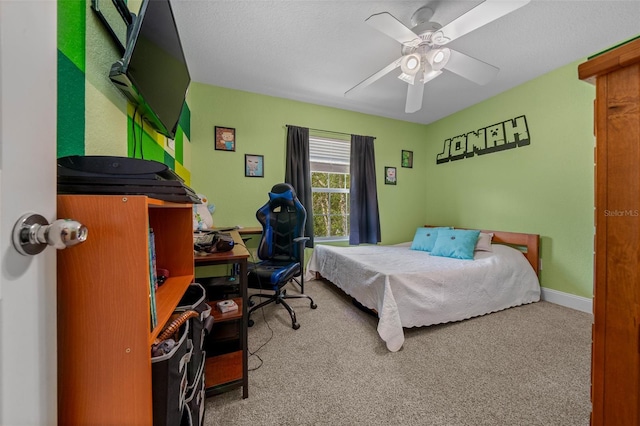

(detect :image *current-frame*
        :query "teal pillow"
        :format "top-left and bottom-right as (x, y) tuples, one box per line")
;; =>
(410, 227), (452, 252)
(430, 229), (481, 260)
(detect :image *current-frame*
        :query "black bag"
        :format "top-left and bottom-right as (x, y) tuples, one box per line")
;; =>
(151, 322), (191, 426)
(175, 283), (213, 391)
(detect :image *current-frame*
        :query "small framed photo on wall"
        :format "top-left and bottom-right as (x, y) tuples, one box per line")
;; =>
(245, 154), (264, 177)
(401, 150), (413, 168)
(384, 166), (397, 185)
(214, 126), (236, 151)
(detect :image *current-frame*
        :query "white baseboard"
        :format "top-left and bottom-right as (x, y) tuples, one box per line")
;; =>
(540, 287), (592, 314)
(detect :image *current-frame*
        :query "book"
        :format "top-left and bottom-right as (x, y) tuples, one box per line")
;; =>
(217, 299), (238, 313)
(148, 228), (158, 329)
(149, 228), (158, 291)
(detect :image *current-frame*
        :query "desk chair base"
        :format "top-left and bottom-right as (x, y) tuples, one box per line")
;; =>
(247, 283), (317, 330)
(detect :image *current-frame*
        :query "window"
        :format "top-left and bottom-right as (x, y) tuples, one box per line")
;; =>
(309, 136), (350, 241)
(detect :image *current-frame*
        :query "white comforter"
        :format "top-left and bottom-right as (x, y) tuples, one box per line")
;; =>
(305, 244), (540, 352)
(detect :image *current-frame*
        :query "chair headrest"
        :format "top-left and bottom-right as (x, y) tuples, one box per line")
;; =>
(268, 190), (294, 203)
(270, 183), (296, 196)
(268, 183), (297, 207)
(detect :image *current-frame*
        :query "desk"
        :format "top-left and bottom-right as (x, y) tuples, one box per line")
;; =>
(237, 226), (262, 236)
(213, 226), (262, 236)
(195, 230), (249, 399)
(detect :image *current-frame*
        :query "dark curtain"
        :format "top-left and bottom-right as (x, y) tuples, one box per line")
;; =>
(350, 134), (381, 245)
(285, 125), (314, 247)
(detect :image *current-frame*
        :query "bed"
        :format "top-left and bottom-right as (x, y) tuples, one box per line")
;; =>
(305, 228), (541, 352)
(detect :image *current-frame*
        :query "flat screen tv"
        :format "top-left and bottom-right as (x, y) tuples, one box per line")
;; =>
(109, 0), (190, 139)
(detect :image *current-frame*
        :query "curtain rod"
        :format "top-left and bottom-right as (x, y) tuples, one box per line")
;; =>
(285, 124), (376, 140)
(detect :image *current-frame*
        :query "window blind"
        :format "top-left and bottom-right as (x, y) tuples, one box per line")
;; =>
(309, 136), (350, 165)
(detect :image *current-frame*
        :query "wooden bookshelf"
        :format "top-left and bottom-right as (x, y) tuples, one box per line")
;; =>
(57, 195), (194, 424)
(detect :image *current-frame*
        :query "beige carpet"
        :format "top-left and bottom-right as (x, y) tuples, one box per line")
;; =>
(204, 279), (592, 426)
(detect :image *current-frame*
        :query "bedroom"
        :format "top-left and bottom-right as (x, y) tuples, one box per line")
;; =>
(2, 0), (639, 424)
(58, 0), (594, 308)
(55, 0), (640, 314)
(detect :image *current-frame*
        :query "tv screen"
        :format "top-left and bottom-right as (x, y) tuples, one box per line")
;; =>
(110, 0), (190, 139)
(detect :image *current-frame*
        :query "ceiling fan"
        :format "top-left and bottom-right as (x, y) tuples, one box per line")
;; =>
(345, 0), (530, 113)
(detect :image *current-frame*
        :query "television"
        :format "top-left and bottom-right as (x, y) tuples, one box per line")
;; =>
(109, 0), (191, 139)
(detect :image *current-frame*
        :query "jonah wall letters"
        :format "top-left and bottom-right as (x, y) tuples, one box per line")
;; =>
(436, 115), (530, 164)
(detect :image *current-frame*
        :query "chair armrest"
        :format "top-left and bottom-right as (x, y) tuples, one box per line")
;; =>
(293, 237), (309, 264)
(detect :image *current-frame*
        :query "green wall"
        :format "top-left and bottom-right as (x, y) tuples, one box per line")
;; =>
(56, 0), (192, 181)
(187, 83), (428, 244)
(188, 61), (595, 299)
(423, 60), (595, 298)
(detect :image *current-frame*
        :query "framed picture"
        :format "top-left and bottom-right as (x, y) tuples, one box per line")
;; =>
(401, 150), (413, 168)
(245, 154), (264, 177)
(214, 126), (236, 151)
(384, 166), (397, 185)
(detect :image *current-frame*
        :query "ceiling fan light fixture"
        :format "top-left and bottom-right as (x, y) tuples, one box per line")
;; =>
(349, 2), (530, 113)
(426, 48), (451, 71)
(422, 69), (442, 84)
(430, 31), (450, 46)
(400, 53), (421, 75)
(398, 72), (416, 85)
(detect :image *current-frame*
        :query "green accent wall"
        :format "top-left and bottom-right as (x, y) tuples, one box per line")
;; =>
(187, 83), (428, 244)
(56, 0), (192, 182)
(424, 60), (595, 298)
(58, 0), (85, 71)
(57, 1), (86, 157)
(57, 50), (86, 157)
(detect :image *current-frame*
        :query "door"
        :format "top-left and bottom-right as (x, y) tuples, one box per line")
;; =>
(0, 2), (58, 424)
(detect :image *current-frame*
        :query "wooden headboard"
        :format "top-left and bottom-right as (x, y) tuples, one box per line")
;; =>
(426, 226), (540, 277)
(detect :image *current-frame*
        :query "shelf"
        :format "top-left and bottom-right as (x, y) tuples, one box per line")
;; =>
(57, 194), (196, 424)
(151, 275), (194, 344)
(208, 323), (240, 344)
(208, 297), (243, 323)
(205, 351), (243, 389)
(196, 231), (249, 399)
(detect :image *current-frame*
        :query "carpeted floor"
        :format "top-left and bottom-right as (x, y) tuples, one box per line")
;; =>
(203, 279), (592, 426)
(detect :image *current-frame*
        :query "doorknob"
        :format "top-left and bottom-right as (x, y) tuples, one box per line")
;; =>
(12, 213), (88, 256)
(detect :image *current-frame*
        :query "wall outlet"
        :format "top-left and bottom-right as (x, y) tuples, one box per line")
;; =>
(167, 138), (175, 151)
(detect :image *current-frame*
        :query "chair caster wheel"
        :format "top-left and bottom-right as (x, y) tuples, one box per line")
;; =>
(311, 302), (318, 309)
(248, 319), (254, 327)
(292, 322), (300, 330)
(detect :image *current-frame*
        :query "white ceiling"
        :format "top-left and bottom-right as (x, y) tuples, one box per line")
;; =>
(171, 0), (640, 125)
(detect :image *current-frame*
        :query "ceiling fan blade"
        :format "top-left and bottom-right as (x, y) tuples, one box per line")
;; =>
(345, 58), (402, 97)
(405, 81), (424, 113)
(435, 0), (530, 45)
(366, 12), (422, 47)
(445, 49), (499, 85)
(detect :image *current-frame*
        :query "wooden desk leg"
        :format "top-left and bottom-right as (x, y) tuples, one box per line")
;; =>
(240, 258), (249, 399)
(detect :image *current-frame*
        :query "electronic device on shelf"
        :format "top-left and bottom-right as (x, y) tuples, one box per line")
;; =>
(194, 232), (234, 254)
(109, 0), (191, 139)
(58, 155), (184, 181)
(56, 155), (200, 204)
(216, 300), (238, 314)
